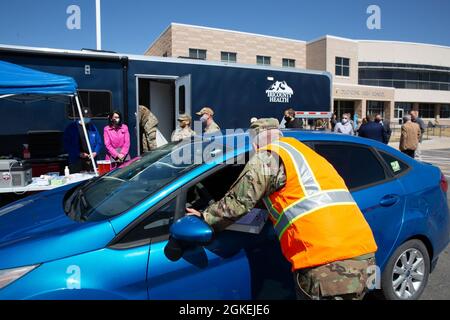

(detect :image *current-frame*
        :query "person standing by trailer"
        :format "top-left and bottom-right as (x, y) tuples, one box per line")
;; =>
(139, 105), (159, 152)
(171, 114), (195, 142)
(353, 113), (359, 131)
(329, 113), (338, 131)
(196, 107), (221, 134)
(334, 113), (354, 135)
(104, 111), (131, 166)
(64, 107), (103, 173)
(313, 118), (327, 131)
(284, 108), (303, 129)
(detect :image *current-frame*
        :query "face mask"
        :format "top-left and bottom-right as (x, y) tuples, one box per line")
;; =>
(284, 116), (292, 122)
(342, 118), (348, 124)
(200, 114), (209, 123)
(114, 118), (120, 124)
(79, 117), (91, 124)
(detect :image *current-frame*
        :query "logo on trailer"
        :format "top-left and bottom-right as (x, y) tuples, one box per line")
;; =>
(266, 81), (294, 103)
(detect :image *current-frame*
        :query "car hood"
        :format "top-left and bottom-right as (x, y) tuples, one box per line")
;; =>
(0, 187), (116, 269)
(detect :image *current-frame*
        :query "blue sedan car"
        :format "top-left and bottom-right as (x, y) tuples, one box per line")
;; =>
(0, 131), (448, 300)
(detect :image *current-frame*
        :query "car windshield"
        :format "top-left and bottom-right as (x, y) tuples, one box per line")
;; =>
(64, 139), (234, 222)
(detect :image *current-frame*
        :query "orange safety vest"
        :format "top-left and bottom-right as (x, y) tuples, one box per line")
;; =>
(261, 137), (378, 271)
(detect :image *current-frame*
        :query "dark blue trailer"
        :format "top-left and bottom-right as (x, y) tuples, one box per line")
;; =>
(0, 44), (332, 158)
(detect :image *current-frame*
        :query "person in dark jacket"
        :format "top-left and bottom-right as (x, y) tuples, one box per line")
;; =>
(330, 113), (337, 131)
(357, 114), (388, 143)
(284, 108), (303, 129)
(64, 108), (103, 173)
(375, 114), (392, 144)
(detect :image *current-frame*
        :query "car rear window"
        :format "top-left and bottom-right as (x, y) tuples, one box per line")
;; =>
(378, 151), (409, 176)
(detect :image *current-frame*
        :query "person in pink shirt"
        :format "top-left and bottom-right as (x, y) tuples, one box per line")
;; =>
(104, 111), (131, 167)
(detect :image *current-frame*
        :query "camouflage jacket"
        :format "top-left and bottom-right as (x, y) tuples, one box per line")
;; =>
(139, 106), (159, 134)
(202, 150), (286, 231)
(204, 121), (221, 134)
(171, 127), (195, 142)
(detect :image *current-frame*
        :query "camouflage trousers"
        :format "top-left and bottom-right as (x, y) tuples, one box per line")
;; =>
(142, 130), (157, 152)
(293, 256), (376, 300)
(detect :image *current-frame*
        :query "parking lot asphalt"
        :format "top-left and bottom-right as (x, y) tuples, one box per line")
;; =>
(418, 148), (450, 300)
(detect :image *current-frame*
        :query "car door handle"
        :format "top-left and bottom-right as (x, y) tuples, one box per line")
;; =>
(379, 194), (400, 207)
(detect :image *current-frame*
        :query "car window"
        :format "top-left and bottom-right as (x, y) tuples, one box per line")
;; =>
(314, 143), (387, 190)
(117, 197), (177, 245)
(378, 151), (409, 176)
(116, 160), (248, 246)
(65, 139), (234, 222)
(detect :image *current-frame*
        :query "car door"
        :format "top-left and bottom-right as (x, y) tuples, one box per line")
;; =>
(313, 142), (406, 270)
(148, 162), (296, 300)
(107, 168), (254, 299)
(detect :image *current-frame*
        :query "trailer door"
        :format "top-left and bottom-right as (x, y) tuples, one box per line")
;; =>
(175, 75), (191, 128)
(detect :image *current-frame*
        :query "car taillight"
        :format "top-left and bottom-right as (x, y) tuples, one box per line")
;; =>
(441, 173), (448, 193)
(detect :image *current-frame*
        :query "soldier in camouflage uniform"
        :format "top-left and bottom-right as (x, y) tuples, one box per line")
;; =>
(171, 114), (196, 142)
(139, 105), (159, 152)
(196, 107), (221, 134)
(187, 118), (376, 300)
(294, 255), (375, 300)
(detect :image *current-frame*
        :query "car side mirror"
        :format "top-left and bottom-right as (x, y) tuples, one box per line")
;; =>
(170, 215), (214, 244)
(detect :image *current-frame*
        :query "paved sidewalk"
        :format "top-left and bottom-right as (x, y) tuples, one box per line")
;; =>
(389, 136), (450, 151)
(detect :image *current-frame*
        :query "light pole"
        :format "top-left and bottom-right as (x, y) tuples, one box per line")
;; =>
(96, 0), (101, 50)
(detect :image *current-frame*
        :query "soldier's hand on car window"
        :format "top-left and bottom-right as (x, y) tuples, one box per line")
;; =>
(186, 207), (202, 218)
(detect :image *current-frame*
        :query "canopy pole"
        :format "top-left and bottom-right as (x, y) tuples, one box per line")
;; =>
(75, 95), (99, 176)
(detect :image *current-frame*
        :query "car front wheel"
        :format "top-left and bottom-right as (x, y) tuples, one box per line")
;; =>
(380, 239), (430, 300)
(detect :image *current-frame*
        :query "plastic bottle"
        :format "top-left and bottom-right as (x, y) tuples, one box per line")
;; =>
(64, 166), (70, 177)
(23, 144), (30, 159)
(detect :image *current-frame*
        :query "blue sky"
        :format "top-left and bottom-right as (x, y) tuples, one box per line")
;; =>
(0, 0), (449, 54)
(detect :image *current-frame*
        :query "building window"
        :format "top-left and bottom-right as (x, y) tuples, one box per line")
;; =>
(367, 101), (385, 117)
(68, 90), (112, 118)
(441, 104), (450, 118)
(395, 102), (413, 119)
(178, 86), (186, 114)
(333, 100), (355, 119)
(336, 57), (350, 77)
(221, 51), (237, 63)
(256, 55), (271, 65)
(419, 104), (435, 118)
(189, 48), (207, 60)
(359, 62), (450, 91)
(282, 58), (296, 68)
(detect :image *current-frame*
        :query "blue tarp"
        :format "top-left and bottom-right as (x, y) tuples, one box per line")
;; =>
(0, 60), (77, 95)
